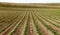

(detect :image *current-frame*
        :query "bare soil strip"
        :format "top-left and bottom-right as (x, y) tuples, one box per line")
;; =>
(0, 12), (26, 35)
(9, 12), (28, 35)
(11, 11), (27, 35)
(46, 16), (60, 24)
(26, 13), (31, 35)
(0, 16), (17, 26)
(41, 16), (60, 27)
(48, 16), (60, 21)
(32, 13), (54, 35)
(0, 16), (22, 35)
(30, 14), (39, 35)
(36, 12), (60, 28)
(35, 14), (60, 35)
(0, 17), (17, 31)
(21, 12), (29, 35)
(26, 13), (38, 35)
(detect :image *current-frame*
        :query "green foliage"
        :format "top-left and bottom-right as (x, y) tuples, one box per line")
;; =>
(10, 13), (27, 35)
(34, 14), (59, 35)
(32, 14), (42, 35)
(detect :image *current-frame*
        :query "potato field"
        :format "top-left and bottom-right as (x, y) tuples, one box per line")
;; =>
(0, 4), (60, 35)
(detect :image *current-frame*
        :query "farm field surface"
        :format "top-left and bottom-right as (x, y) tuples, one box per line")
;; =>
(0, 3), (60, 35)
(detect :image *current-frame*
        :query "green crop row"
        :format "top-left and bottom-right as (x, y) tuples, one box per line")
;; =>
(31, 13), (42, 35)
(0, 16), (18, 33)
(34, 12), (60, 28)
(40, 16), (60, 28)
(10, 13), (27, 35)
(0, 16), (18, 26)
(23, 15), (29, 35)
(34, 13), (59, 35)
(45, 16), (60, 24)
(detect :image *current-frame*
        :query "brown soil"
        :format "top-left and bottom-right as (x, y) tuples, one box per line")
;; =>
(0, 17), (17, 30)
(26, 14), (31, 35)
(28, 14), (38, 35)
(39, 15), (60, 35)
(1, 16), (23, 35)
(12, 15), (27, 35)
(33, 14), (54, 35)
(46, 16), (60, 24)
(42, 16), (60, 26)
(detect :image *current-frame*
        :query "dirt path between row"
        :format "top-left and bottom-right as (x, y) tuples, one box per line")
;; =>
(33, 13), (54, 35)
(12, 15), (27, 35)
(30, 13), (38, 35)
(0, 13), (26, 35)
(36, 14), (60, 35)
(0, 17), (17, 31)
(41, 16), (60, 27)
(45, 16), (60, 24)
